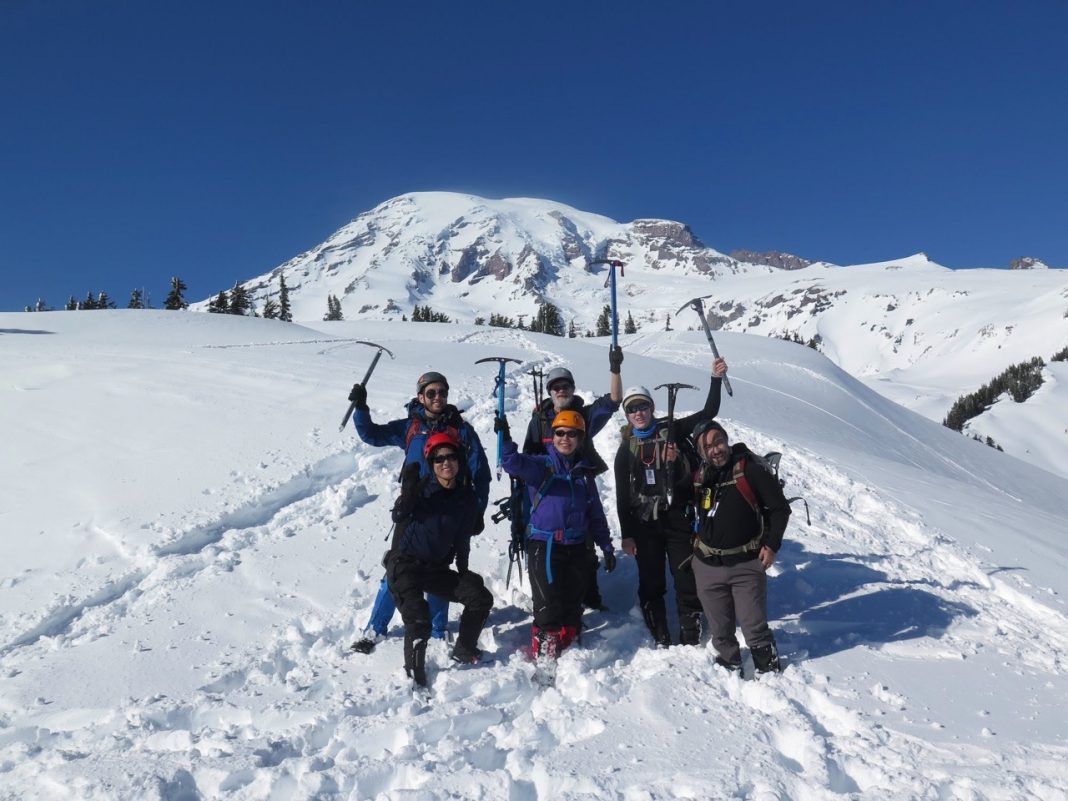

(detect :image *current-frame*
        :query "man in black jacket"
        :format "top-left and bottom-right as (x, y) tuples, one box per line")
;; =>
(386, 432), (494, 687)
(691, 421), (790, 674)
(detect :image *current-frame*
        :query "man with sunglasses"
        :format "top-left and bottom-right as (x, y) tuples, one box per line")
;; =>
(347, 371), (491, 653)
(386, 432), (494, 686)
(614, 357), (728, 648)
(518, 345), (624, 610)
(497, 410), (615, 659)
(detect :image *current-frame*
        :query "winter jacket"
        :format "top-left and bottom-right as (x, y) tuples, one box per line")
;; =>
(693, 443), (791, 566)
(501, 440), (612, 551)
(614, 377), (723, 538)
(353, 400), (491, 512)
(391, 477), (481, 571)
(522, 393), (620, 475)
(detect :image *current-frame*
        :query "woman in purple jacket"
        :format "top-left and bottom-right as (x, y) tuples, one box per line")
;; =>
(497, 410), (616, 659)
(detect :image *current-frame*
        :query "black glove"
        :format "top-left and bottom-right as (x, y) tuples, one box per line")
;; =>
(493, 414), (511, 441)
(456, 561), (469, 576)
(393, 463), (421, 520)
(348, 383), (368, 408)
(603, 550), (617, 573)
(609, 345), (624, 375)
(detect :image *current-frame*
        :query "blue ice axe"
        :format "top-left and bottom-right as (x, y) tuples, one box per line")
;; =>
(588, 258), (625, 347)
(476, 356), (521, 480)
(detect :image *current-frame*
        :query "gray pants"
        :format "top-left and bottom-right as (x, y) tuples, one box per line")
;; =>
(692, 557), (774, 665)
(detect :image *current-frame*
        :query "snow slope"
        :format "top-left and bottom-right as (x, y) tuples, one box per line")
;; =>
(2, 310), (1067, 800)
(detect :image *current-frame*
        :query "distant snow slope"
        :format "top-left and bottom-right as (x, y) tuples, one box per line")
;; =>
(5, 311), (1066, 800)
(192, 191), (1068, 477)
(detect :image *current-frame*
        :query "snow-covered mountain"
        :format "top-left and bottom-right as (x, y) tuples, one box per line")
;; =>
(3, 310), (1067, 799)
(208, 192), (1068, 477)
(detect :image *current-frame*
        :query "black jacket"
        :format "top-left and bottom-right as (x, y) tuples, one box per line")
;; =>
(391, 477), (482, 571)
(694, 443), (790, 565)
(614, 377), (723, 538)
(522, 394), (619, 476)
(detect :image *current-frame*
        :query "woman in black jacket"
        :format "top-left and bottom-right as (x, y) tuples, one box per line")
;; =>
(386, 432), (494, 687)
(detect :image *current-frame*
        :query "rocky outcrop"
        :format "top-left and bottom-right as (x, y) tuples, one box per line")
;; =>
(1009, 257), (1050, 270)
(730, 250), (815, 271)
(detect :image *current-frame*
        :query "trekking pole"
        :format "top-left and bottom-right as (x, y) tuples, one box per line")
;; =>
(654, 382), (696, 507)
(338, 341), (396, 432)
(588, 258), (625, 348)
(475, 356), (522, 480)
(677, 296), (733, 397)
(530, 367), (545, 407)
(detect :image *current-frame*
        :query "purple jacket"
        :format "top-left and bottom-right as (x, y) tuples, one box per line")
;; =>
(501, 440), (612, 551)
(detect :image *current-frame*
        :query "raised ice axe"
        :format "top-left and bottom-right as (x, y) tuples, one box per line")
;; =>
(677, 296), (733, 397)
(338, 340), (395, 432)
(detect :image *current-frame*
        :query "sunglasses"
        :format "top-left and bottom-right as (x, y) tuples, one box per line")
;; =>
(552, 429), (581, 439)
(422, 388), (448, 400)
(429, 452), (459, 464)
(549, 382), (574, 392)
(625, 402), (652, 414)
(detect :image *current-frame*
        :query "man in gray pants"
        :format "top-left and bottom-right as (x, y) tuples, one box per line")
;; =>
(690, 421), (791, 674)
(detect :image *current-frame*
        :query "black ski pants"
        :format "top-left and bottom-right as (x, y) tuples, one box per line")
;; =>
(528, 539), (587, 630)
(386, 554), (493, 650)
(633, 520), (701, 618)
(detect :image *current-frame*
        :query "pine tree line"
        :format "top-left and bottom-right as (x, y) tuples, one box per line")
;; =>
(943, 357), (1046, 431)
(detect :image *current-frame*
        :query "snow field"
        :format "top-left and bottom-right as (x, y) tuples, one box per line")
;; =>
(1, 312), (1067, 800)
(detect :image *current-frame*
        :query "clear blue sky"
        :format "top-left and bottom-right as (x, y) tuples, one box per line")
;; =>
(3, 0), (1066, 310)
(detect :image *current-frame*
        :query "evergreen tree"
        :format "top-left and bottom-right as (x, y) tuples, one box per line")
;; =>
(228, 283), (251, 316)
(81, 292), (98, 310)
(531, 302), (564, 336)
(262, 298), (279, 319)
(97, 291), (115, 309)
(323, 294), (344, 321)
(595, 305), (612, 337)
(568, 319), (577, 338)
(127, 288), (145, 309)
(208, 290), (229, 313)
(489, 313), (515, 328)
(278, 273), (292, 322)
(34, 297), (48, 312)
(664, 312), (672, 331)
(1052, 345), (1068, 362)
(65, 296), (78, 311)
(474, 316), (485, 326)
(164, 277), (188, 310)
(624, 310), (638, 334)
(943, 357), (1046, 431)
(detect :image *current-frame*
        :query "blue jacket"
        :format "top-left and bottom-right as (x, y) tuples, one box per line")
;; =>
(501, 440), (612, 551)
(392, 477), (481, 570)
(353, 400), (491, 512)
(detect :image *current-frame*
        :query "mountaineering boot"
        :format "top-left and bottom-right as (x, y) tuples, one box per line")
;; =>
(404, 633), (429, 687)
(751, 642), (782, 674)
(535, 627), (562, 660)
(641, 600), (672, 648)
(453, 606), (490, 664)
(350, 631), (383, 654)
(678, 612), (702, 646)
(714, 655), (742, 673)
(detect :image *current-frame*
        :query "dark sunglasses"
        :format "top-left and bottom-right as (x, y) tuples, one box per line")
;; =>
(549, 382), (574, 392)
(625, 402), (652, 414)
(552, 429), (581, 439)
(422, 388), (448, 400)
(429, 452), (459, 464)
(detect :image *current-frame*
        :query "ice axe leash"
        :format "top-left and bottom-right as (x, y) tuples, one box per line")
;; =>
(338, 341), (396, 431)
(677, 296), (733, 397)
(654, 382), (696, 507)
(588, 258), (625, 347)
(475, 356), (521, 480)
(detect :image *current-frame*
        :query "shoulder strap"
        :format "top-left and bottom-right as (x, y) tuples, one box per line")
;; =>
(732, 457), (760, 516)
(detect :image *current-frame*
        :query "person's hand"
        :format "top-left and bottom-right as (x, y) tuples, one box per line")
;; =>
(712, 358), (728, 378)
(609, 345), (624, 375)
(758, 545), (777, 570)
(603, 550), (617, 573)
(348, 383), (368, 408)
(493, 414), (511, 441)
(663, 442), (678, 463)
(622, 537), (637, 557)
(393, 462), (421, 520)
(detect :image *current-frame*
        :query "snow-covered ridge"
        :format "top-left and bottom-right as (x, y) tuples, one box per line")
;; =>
(2, 310), (1067, 798)
(196, 191), (1068, 478)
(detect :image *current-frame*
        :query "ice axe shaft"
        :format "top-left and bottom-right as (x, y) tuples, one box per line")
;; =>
(678, 296), (733, 397)
(653, 382), (697, 507)
(339, 341), (395, 431)
(476, 356), (522, 480)
(588, 258), (625, 347)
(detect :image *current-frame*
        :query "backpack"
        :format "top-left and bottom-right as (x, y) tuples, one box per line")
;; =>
(693, 449), (810, 533)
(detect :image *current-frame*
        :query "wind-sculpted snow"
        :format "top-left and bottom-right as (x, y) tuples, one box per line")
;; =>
(2, 311), (1067, 800)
